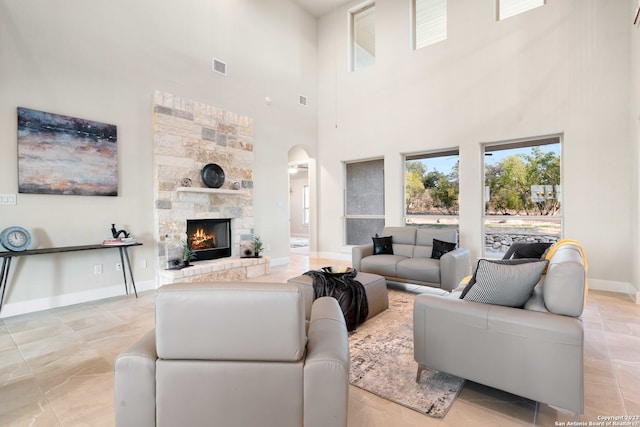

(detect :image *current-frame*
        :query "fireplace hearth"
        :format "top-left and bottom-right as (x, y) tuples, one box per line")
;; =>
(186, 218), (232, 261)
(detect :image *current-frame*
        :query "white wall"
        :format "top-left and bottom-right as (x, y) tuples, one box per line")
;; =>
(317, 0), (636, 291)
(0, 0), (318, 315)
(631, 0), (640, 301)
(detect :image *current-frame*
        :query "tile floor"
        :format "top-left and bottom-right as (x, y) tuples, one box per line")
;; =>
(0, 254), (639, 426)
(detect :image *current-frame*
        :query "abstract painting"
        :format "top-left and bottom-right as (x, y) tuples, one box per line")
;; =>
(17, 107), (118, 196)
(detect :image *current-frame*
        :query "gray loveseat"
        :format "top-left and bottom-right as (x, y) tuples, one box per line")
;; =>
(352, 226), (470, 291)
(413, 241), (587, 414)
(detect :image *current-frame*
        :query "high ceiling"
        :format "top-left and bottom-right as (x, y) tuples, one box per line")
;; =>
(293, 0), (352, 17)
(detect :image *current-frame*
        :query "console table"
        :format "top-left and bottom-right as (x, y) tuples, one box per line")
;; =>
(0, 243), (142, 314)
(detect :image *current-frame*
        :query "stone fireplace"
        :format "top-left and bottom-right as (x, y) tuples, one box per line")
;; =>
(152, 91), (269, 284)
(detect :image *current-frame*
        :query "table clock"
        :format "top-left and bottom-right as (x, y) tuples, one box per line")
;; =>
(0, 226), (32, 251)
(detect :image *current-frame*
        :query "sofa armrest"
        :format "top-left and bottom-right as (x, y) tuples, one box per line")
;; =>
(439, 247), (471, 291)
(304, 297), (350, 427)
(114, 330), (157, 427)
(352, 244), (374, 270)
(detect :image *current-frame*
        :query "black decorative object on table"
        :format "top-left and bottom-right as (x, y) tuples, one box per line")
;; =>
(201, 163), (225, 188)
(304, 267), (368, 331)
(111, 224), (130, 239)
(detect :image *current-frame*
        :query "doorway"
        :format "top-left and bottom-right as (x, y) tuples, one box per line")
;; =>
(288, 146), (311, 255)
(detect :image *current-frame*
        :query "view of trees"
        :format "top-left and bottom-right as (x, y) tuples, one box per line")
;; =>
(405, 160), (459, 215)
(485, 147), (561, 216)
(404, 146), (561, 217)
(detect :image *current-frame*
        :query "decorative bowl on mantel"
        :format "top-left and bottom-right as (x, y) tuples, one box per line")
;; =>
(201, 163), (225, 188)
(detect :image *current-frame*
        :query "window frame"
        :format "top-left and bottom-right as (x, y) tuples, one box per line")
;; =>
(349, 1), (376, 72)
(482, 134), (563, 257)
(302, 185), (310, 225)
(344, 157), (385, 245)
(411, 0), (448, 50)
(403, 148), (459, 227)
(496, 0), (545, 21)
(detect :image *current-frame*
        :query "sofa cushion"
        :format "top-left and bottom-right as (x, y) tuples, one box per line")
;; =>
(461, 259), (548, 307)
(431, 239), (457, 260)
(360, 254), (408, 277)
(382, 227), (416, 245)
(415, 228), (457, 246)
(372, 235), (393, 255)
(396, 258), (441, 284)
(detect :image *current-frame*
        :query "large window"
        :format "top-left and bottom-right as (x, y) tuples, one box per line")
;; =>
(303, 185), (310, 225)
(497, 0), (545, 20)
(404, 150), (459, 228)
(412, 0), (447, 50)
(351, 2), (376, 71)
(483, 136), (562, 257)
(345, 159), (385, 245)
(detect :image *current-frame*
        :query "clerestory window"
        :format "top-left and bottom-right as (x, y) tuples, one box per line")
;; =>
(350, 2), (376, 71)
(497, 0), (545, 21)
(412, 0), (447, 50)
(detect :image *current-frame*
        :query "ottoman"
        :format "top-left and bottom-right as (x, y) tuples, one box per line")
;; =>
(288, 271), (389, 322)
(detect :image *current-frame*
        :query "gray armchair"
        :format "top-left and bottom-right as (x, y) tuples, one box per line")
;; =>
(413, 242), (586, 414)
(114, 282), (350, 427)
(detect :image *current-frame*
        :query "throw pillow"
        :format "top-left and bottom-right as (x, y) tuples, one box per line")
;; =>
(431, 239), (457, 260)
(511, 242), (553, 259)
(372, 235), (393, 255)
(461, 258), (536, 295)
(460, 258), (548, 307)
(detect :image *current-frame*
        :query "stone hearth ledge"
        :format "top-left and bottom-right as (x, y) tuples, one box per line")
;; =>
(158, 256), (270, 286)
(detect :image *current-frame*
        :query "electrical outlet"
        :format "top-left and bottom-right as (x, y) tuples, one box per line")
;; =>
(115, 263), (122, 272)
(94, 264), (103, 274)
(0, 194), (17, 205)
(141, 259), (147, 268)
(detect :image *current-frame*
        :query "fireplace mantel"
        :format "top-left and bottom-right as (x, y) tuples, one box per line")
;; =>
(176, 187), (248, 195)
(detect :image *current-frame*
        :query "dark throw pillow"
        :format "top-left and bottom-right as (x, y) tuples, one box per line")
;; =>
(431, 239), (457, 260)
(460, 258), (548, 307)
(510, 242), (553, 259)
(372, 235), (393, 255)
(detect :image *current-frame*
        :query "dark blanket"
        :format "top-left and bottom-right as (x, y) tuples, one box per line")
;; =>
(303, 268), (369, 332)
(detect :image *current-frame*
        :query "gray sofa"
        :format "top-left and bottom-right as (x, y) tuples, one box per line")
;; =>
(114, 282), (350, 427)
(352, 226), (470, 291)
(413, 242), (587, 414)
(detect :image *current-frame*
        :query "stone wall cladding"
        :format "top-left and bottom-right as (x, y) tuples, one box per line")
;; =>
(485, 233), (560, 254)
(152, 90), (255, 270)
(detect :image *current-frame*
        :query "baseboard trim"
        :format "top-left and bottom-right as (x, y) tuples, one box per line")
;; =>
(0, 279), (157, 319)
(588, 278), (639, 304)
(316, 251), (351, 261)
(269, 256), (290, 267)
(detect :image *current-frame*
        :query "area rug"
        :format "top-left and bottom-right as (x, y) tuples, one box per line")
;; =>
(348, 289), (465, 418)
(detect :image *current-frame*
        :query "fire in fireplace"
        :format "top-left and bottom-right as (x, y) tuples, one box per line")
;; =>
(186, 218), (231, 261)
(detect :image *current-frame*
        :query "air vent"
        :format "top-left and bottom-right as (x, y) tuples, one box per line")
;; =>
(213, 58), (227, 76)
(299, 94), (308, 107)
